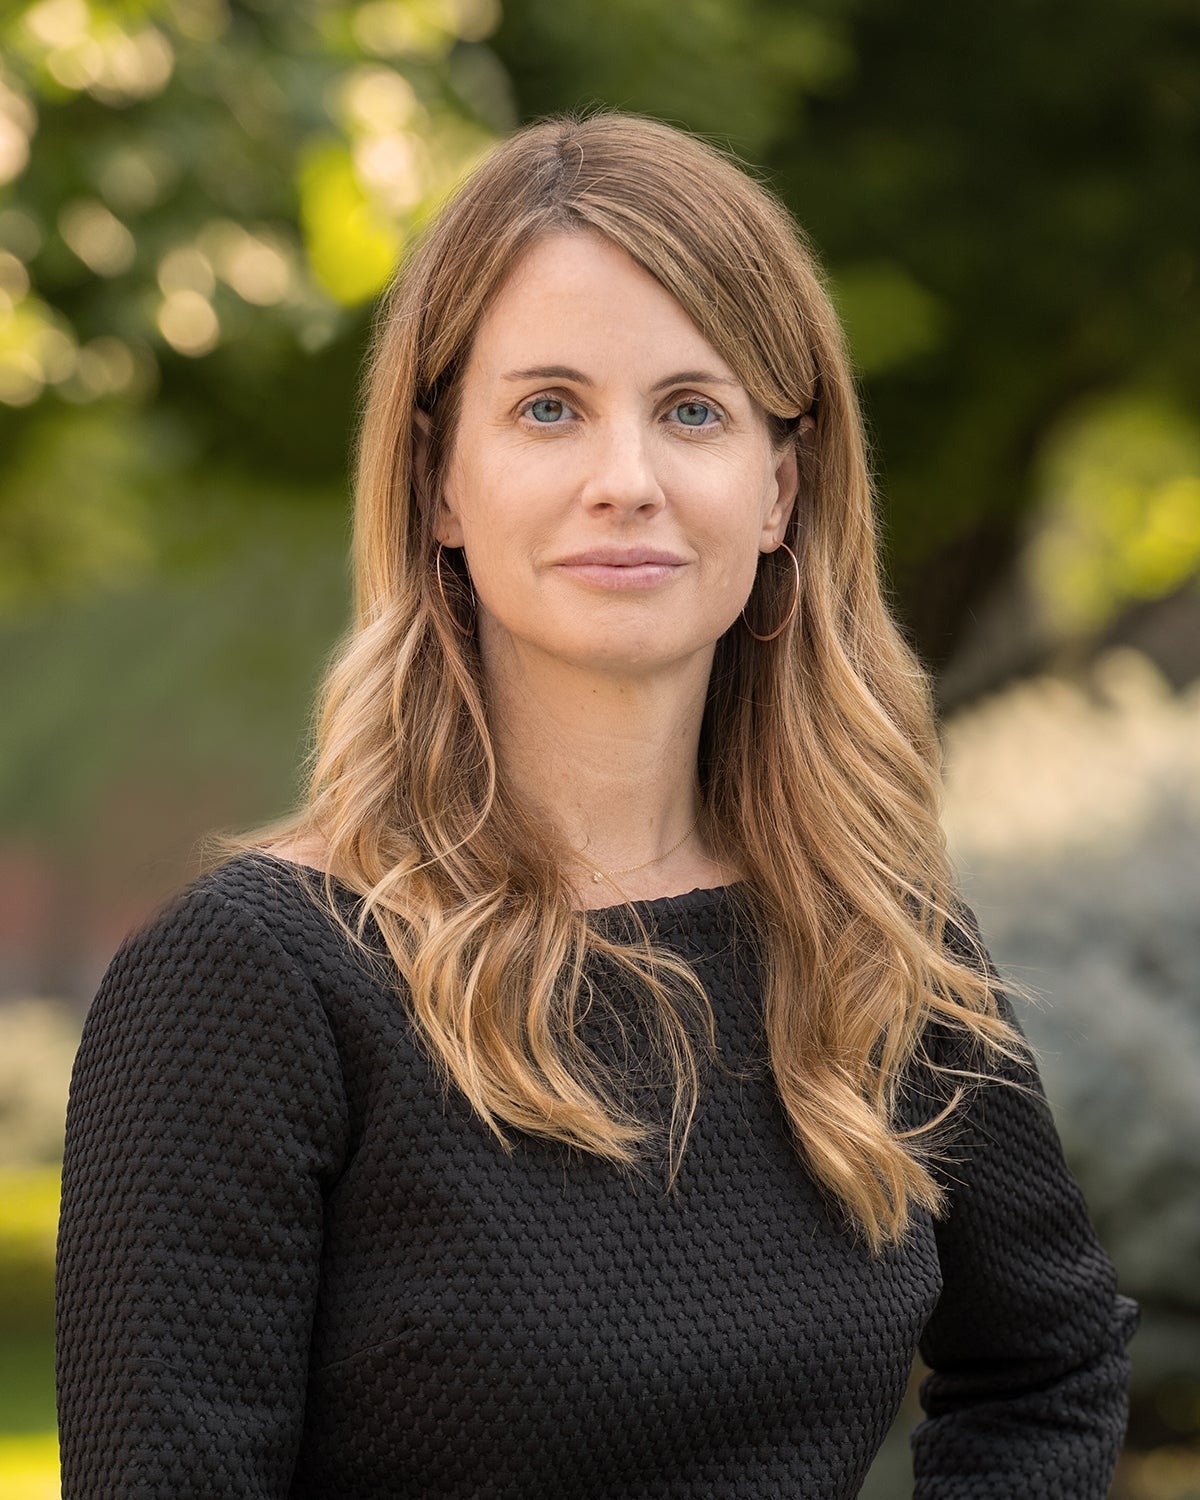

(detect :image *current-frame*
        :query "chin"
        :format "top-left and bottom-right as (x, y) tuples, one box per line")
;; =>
(559, 628), (716, 677)
(484, 611), (720, 678)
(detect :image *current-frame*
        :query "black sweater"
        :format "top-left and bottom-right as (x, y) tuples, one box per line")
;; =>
(56, 852), (1137, 1498)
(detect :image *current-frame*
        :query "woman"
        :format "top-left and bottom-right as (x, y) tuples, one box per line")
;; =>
(56, 111), (1137, 1497)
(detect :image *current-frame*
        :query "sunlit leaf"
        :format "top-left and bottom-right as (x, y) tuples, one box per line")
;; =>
(297, 135), (403, 304)
(1029, 397), (1200, 635)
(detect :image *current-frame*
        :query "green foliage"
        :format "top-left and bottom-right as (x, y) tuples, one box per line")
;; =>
(297, 135), (406, 304)
(0, 402), (177, 612)
(0, 1342), (57, 1441)
(0, 0), (508, 501)
(494, 0), (1200, 662)
(828, 261), (947, 377)
(3, 0), (1197, 657)
(0, 463), (350, 848)
(1030, 397), (1200, 635)
(0, 0), (1197, 854)
(0, 1167), (58, 1339)
(0, 1167), (59, 1470)
(0, 1430), (59, 1500)
(491, 0), (853, 157)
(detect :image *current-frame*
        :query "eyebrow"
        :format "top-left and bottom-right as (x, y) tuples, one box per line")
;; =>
(499, 365), (742, 393)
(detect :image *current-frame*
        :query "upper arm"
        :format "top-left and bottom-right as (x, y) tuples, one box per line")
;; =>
(911, 902), (1138, 1496)
(55, 879), (350, 1500)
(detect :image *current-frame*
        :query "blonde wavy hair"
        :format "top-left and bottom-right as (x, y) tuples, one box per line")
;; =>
(216, 109), (1032, 1252)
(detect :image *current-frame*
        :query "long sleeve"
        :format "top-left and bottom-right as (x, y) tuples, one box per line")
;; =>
(911, 904), (1139, 1498)
(55, 879), (350, 1500)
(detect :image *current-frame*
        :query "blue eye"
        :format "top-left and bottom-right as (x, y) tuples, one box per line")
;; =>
(675, 400), (714, 427)
(528, 397), (567, 423)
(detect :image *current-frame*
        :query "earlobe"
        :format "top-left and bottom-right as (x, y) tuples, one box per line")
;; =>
(436, 508), (466, 549)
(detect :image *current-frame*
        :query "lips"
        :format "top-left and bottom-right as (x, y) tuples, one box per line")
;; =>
(556, 547), (686, 566)
(554, 549), (687, 591)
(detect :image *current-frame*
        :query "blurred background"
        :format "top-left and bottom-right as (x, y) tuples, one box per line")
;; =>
(1, 1), (1197, 1494)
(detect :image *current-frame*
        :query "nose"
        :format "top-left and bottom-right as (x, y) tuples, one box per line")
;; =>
(577, 416), (666, 517)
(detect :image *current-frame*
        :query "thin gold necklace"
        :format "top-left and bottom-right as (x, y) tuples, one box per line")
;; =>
(580, 813), (701, 887)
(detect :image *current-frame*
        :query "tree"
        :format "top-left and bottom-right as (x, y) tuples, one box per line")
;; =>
(492, 0), (1200, 680)
(0, 0), (511, 602)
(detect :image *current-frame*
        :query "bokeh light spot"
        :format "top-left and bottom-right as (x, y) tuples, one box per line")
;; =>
(58, 199), (136, 276)
(157, 289), (220, 356)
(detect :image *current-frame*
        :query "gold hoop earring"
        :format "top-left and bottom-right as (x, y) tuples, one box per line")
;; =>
(435, 542), (475, 637)
(741, 540), (800, 642)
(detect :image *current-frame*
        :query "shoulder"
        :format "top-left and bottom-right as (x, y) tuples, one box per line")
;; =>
(77, 854), (356, 1119)
(69, 853), (352, 1193)
(137, 850), (347, 946)
(95, 851), (364, 1028)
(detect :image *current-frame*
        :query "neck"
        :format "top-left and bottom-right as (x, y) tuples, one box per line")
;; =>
(480, 630), (731, 905)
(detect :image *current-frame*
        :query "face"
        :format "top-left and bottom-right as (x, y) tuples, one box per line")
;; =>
(431, 229), (799, 683)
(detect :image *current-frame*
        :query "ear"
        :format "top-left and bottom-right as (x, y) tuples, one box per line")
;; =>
(757, 421), (799, 550)
(413, 409), (465, 548)
(760, 414), (815, 551)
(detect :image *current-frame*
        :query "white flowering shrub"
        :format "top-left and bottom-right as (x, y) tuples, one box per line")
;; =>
(0, 997), (80, 1166)
(942, 647), (1200, 1388)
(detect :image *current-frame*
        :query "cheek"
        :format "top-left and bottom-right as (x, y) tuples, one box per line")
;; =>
(436, 449), (470, 545)
(443, 465), (501, 558)
(694, 493), (769, 574)
(719, 548), (766, 610)
(692, 496), (776, 611)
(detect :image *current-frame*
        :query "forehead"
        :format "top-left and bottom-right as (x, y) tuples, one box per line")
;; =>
(466, 229), (735, 379)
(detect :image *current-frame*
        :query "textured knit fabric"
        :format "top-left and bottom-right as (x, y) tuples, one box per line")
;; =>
(56, 852), (1137, 1498)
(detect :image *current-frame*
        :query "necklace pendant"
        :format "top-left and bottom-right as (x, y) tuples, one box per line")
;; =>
(592, 871), (603, 882)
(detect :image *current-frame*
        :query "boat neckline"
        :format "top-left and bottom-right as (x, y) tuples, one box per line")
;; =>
(247, 851), (746, 919)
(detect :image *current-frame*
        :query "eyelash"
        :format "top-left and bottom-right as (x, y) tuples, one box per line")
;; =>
(517, 392), (726, 432)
